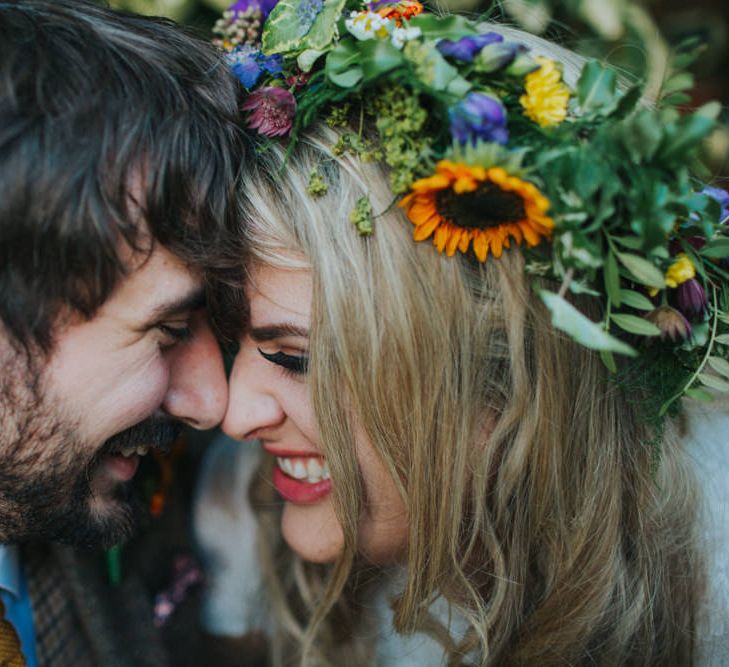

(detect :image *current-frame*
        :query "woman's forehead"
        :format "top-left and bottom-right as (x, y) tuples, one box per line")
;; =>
(246, 263), (312, 324)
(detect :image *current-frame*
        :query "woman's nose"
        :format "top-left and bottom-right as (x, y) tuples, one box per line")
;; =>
(222, 344), (285, 440)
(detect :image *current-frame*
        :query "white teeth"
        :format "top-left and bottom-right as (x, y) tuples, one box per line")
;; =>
(117, 446), (149, 458)
(278, 457), (292, 475)
(306, 458), (322, 483)
(277, 456), (329, 484)
(292, 460), (307, 480)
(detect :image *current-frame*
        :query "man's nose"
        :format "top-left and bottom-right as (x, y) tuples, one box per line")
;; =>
(162, 312), (227, 430)
(222, 345), (285, 440)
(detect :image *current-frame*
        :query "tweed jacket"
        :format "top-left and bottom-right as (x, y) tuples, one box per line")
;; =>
(23, 542), (169, 667)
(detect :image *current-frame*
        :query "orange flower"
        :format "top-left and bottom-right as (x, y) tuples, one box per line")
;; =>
(376, 0), (423, 25)
(399, 160), (554, 262)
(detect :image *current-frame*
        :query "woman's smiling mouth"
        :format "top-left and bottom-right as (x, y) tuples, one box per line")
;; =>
(270, 453), (332, 503)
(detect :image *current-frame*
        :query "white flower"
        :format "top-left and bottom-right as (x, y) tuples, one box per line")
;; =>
(345, 10), (392, 41)
(390, 25), (421, 49)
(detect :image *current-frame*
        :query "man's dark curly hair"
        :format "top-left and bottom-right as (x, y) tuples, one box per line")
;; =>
(0, 0), (244, 351)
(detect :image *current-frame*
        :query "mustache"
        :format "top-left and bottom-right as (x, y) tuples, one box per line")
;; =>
(100, 415), (183, 457)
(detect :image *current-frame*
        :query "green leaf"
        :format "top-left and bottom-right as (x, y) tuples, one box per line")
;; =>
(603, 251), (621, 306)
(661, 72), (694, 97)
(685, 387), (715, 402)
(600, 349), (617, 373)
(611, 313), (661, 337)
(297, 48), (326, 72)
(707, 356), (729, 379)
(699, 373), (729, 392)
(326, 40), (362, 88)
(701, 239), (729, 259)
(404, 41), (460, 91)
(359, 40), (405, 82)
(695, 100), (722, 121)
(715, 334), (729, 345)
(659, 114), (716, 163)
(540, 291), (637, 356)
(446, 75), (472, 96)
(262, 0), (346, 54)
(615, 252), (666, 289)
(661, 92), (692, 107)
(408, 14), (478, 40)
(612, 84), (642, 119)
(611, 235), (644, 251)
(619, 289), (655, 311)
(622, 110), (663, 163)
(577, 61), (619, 115)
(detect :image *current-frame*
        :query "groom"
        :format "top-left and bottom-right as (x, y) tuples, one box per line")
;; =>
(0, 1), (243, 664)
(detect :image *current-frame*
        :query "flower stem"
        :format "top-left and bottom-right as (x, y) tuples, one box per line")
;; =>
(557, 268), (574, 299)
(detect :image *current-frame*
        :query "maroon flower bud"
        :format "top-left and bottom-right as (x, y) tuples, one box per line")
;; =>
(241, 86), (296, 137)
(676, 278), (708, 320)
(645, 306), (692, 343)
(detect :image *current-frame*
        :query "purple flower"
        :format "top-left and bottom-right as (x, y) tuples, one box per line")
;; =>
(437, 32), (503, 63)
(645, 306), (692, 343)
(242, 87), (296, 137)
(703, 185), (729, 224)
(449, 93), (508, 145)
(676, 278), (709, 320)
(230, 0), (278, 20)
(702, 186), (729, 269)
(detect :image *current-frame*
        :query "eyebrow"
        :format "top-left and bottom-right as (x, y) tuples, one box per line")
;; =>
(249, 323), (309, 341)
(145, 288), (206, 322)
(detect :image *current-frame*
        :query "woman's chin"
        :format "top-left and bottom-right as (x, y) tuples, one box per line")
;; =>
(281, 499), (344, 563)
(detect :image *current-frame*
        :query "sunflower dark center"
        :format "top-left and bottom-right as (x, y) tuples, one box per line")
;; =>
(435, 182), (526, 229)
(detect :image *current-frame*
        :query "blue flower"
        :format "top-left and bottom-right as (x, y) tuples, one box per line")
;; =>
(437, 32), (503, 63)
(260, 53), (284, 75)
(226, 46), (283, 89)
(449, 93), (508, 145)
(226, 45), (262, 88)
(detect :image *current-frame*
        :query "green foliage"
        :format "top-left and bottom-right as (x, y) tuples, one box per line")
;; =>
(307, 168), (329, 197)
(350, 195), (373, 235)
(234, 3), (729, 419)
(263, 0), (345, 54)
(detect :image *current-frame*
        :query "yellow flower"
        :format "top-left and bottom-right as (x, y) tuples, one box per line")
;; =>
(520, 56), (570, 128)
(665, 253), (696, 288)
(399, 160), (554, 262)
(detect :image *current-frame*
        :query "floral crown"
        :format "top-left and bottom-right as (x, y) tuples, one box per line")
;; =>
(215, 0), (729, 419)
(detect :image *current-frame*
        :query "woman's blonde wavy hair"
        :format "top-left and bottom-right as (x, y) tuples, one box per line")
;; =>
(237, 30), (704, 666)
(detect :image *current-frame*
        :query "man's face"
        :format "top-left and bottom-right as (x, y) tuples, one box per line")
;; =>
(0, 244), (227, 547)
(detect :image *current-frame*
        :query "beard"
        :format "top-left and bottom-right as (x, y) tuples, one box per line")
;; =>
(0, 354), (181, 548)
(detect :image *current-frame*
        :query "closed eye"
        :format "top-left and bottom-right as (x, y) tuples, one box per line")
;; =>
(158, 324), (193, 346)
(257, 348), (308, 376)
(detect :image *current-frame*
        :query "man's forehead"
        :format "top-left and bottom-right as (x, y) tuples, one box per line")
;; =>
(109, 242), (203, 321)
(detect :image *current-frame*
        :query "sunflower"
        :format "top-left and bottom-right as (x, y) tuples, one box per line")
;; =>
(520, 56), (570, 128)
(399, 160), (554, 261)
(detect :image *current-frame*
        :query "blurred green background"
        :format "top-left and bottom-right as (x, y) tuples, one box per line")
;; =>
(107, 0), (729, 178)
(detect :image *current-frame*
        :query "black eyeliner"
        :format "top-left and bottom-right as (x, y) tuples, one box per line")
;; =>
(257, 348), (309, 374)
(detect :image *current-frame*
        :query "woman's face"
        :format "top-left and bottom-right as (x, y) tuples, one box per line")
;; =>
(223, 262), (408, 564)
